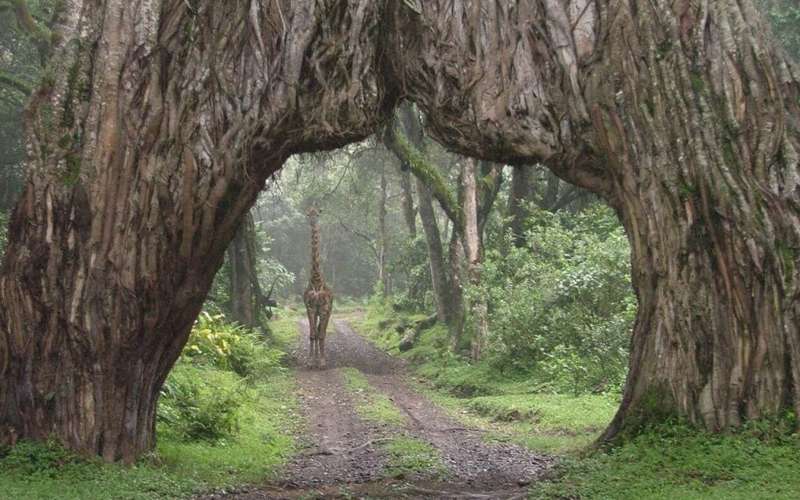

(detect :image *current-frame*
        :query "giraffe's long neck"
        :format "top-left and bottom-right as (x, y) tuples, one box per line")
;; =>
(310, 219), (324, 288)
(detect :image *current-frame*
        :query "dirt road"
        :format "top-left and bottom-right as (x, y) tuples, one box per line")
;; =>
(219, 317), (552, 499)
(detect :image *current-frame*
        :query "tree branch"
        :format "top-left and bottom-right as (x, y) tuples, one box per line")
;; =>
(383, 123), (464, 232)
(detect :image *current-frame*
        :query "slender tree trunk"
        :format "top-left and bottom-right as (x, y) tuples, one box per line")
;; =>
(378, 165), (390, 297)
(416, 179), (451, 323)
(399, 169), (417, 238)
(446, 231), (466, 352)
(229, 212), (259, 328)
(462, 159), (488, 361)
(509, 165), (533, 247)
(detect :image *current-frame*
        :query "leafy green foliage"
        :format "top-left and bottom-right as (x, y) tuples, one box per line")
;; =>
(183, 312), (284, 378)
(0, 439), (197, 500)
(158, 312), (289, 443)
(478, 205), (634, 394)
(355, 307), (618, 454)
(158, 364), (243, 443)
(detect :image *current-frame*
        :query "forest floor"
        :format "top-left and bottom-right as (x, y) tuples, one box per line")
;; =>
(219, 316), (552, 499)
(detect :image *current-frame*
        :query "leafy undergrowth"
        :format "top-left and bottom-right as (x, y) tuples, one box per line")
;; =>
(531, 421), (800, 500)
(339, 367), (407, 426)
(382, 437), (445, 479)
(0, 310), (302, 500)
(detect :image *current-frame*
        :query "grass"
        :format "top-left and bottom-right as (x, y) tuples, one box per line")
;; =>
(0, 311), (303, 500)
(531, 422), (800, 499)
(339, 367), (407, 426)
(382, 436), (445, 479)
(0, 371), (298, 500)
(156, 368), (298, 487)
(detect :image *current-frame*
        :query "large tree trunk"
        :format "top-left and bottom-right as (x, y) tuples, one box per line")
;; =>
(389, 0), (800, 439)
(0, 0), (389, 461)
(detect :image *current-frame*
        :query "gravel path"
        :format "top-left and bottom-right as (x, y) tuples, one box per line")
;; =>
(213, 316), (553, 499)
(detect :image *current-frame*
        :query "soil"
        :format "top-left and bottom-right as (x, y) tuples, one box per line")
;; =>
(205, 316), (553, 499)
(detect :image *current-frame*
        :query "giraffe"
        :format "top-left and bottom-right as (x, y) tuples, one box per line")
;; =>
(303, 207), (333, 369)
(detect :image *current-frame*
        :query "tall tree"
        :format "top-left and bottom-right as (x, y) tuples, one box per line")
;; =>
(1, 0), (798, 460)
(228, 211), (272, 329)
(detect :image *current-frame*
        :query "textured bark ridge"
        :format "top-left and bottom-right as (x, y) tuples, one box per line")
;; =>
(1, 0), (799, 461)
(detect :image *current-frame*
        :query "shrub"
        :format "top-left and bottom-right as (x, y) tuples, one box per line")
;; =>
(477, 205), (635, 394)
(0, 439), (78, 478)
(183, 312), (284, 378)
(157, 364), (244, 443)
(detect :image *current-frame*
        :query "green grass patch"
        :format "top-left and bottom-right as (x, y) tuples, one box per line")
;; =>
(267, 309), (302, 353)
(531, 423), (800, 500)
(466, 394), (617, 431)
(382, 437), (445, 479)
(0, 440), (197, 500)
(156, 365), (298, 488)
(339, 367), (407, 426)
(353, 304), (617, 454)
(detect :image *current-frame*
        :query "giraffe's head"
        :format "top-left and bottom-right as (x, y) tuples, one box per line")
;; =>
(306, 206), (321, 223)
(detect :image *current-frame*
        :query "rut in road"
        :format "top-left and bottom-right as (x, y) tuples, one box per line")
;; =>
(224, 316), (552, 499)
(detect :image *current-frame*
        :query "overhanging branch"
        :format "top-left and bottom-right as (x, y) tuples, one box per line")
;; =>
(383, 124), (464, 232)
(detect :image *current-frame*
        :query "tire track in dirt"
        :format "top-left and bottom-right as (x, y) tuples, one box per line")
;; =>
(214, 316), (552, 499)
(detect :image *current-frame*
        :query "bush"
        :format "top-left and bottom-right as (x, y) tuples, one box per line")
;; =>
(158, 364), (244, 443)
(0, 439), (78, 478)
(183, 312), (284, 378)
(478, 205), (635, 394)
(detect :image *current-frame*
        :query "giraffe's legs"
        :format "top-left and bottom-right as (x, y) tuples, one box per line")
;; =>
(317, 305), (331, 369)
(307, 307), (318, 369)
